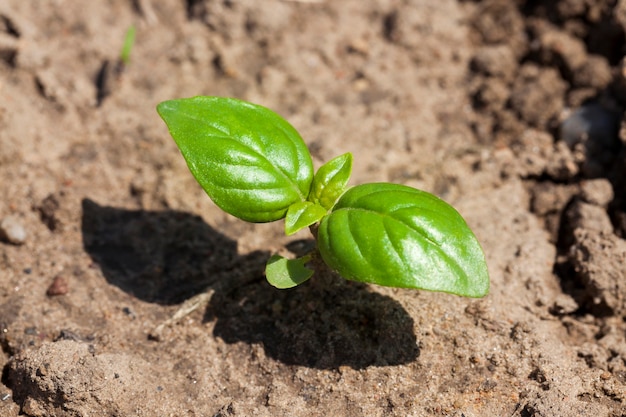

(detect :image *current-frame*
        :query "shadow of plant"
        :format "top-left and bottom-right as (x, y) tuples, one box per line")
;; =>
(81, 199), (263, 304)
(81, 200), (419, 369)
(209, 277), (420, 369)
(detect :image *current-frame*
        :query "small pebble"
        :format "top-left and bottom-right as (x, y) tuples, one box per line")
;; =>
(0, 215), (27, 245)
(46, 275), (69, 296)
(24, 326), (38, 335)
(122, 306), (136, 320)
(561, 102), (619, 149)
(347, 38), (369, 55)
(580, 179), (614, 208)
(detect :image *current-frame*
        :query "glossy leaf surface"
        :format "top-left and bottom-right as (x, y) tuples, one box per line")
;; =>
(265, 255), (314, 289)
(309, 152), (352, 210)
(157, 96), (313, 222)
(317, 183), (489, 297)
(285, 201), (327, 235)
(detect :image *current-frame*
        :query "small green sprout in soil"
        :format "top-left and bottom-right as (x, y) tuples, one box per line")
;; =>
(157, 96), (489, 297)
(120, 25), (136, 66)
(96, 25), (136, 106)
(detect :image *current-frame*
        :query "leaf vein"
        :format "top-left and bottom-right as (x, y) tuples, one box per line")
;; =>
(181, 115), (306, 200)
(338, 207), (467, 280)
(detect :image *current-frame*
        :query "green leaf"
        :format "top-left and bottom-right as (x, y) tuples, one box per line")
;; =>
(265, 255), (314, 289)
(157, 96), (313, 222)
(309, 152), (352, 210)
(317, 183), (489, 297)
(120, 25), (136, 66)
(285, 201), (327, 235)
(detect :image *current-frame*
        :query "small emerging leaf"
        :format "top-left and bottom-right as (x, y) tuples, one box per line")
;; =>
(285, 201), (327, 235)
(317, 183), (489, 297)
(157, 96), (313, 222)
(120, 25), (136, 65)
(309, 153), (352, 210)
(266, 255), (314, 289)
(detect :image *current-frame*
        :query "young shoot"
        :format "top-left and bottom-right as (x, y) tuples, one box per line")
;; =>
(157, 96), (489, 298)
(120, 25), (136, 66)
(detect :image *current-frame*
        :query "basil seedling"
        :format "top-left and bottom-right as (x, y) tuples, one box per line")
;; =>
(157, 96), (489, 297)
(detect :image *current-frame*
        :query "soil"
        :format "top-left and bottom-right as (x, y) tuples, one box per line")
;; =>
(1, 0), (626, 416)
